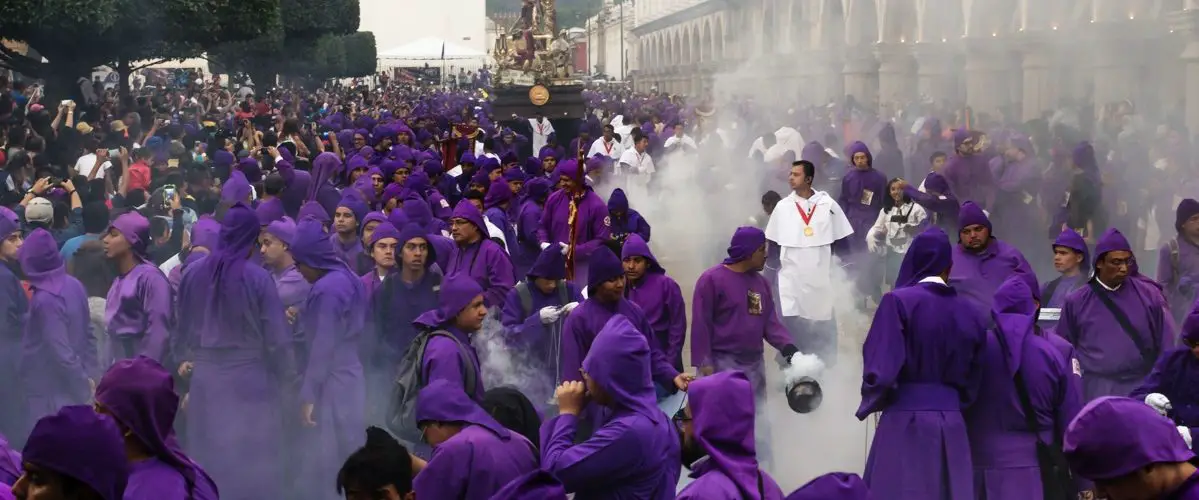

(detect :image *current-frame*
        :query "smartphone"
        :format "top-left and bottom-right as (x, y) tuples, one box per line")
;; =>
(107, 148), (121, 157)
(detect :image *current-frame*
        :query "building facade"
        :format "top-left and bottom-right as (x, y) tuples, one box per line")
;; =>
(582, 0), (639, 80)
(630, 0), (1199, 131)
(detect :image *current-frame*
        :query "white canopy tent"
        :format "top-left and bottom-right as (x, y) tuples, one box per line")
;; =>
(378, 37), (490, 73)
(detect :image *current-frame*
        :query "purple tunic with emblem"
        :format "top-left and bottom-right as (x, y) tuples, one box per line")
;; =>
(857, 227), (986, 500)
(838, 142), (888, 250)
(538, 160), (611, 287)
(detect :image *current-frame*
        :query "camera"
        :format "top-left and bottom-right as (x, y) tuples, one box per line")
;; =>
(889, 214), (909, 224)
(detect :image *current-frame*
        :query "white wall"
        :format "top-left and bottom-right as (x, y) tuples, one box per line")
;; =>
(358, 0), (487, 56)
(585, 0), (638, 80)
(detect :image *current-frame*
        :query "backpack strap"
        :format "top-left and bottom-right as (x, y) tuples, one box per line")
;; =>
(1169, 238), (1181, 287)
(516, 281), (533, 317)
(1087, 281), (1158, 375)
(427, 330), (478, 397)
(556, 279), (569, 306)
(1042, 276), (1064, 307)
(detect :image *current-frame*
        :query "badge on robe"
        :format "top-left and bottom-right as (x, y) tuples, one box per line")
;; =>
(860, 189), (874, 206)
(1071, 358), (1082, 377)
(747, 291), (762, 316)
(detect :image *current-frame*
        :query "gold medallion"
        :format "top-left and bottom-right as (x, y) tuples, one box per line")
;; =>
(804, 227), (814, 237)
(528, 85), (550, 106)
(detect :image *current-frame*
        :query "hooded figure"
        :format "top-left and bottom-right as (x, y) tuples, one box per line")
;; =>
(447, 200), (515, 307)
(904, 171), (960, 233)
(175, 203), (296, 500)
(94, 356), (219, 499)
(19, 228), (95, 424)
(607, 188), (651, 244)
(677, 370), (786, 500)
(220, 170), (253, 204)
(290, 218), (367, 497)
(874, 123), (904, 180)
(484, 177), (517, 250)
(105, 211), (173, 363)
(989, 134), (1044, 256)
(1064, 396), (1199, 497)
(0, 206), (26, 442)
(621, 234), (686, 371)
(539, 159), (611, 287)
(838, 141), (888, 251)
(167, 217), (221, 295)
(330, 191), (369, 267)
(948, 201), (1034, 312)
(18, 406), (129, 500)
(940, 128), (996, 211)
(857, 225), (986, 500)
(1041, 228), (1091, 309)
(371, 223), (442, 376)
(413, 274), (487, 402)
(512, 177), (553, 278)
(786, 473), (872, 500)
(489, 469), (568, 500)
(1131, 299), (1199, 447)
(1157, 198), (1199, 324)
(412, 380), (539, 498)
(541, 314), (681, 498)
(1058, 228), (1175, 401)
(963, 276), (1085, 500)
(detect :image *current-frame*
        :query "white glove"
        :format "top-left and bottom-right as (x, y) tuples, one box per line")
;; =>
(558, 242), (569, 255)
(538, 306), (561, 325)
(1180, 426), (1193, 449)
(539, 242), (551, 250)
(561, 302), (580, 314)
(866, 233), (880, 254)
(1146, 393), (1173, 417)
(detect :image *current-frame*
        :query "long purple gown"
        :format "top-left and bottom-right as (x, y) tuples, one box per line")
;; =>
(857, 227), (986, 500)
(964, 276), (1084, 500)
(622, 234), (687, 369)
(95, 356), (218, 500)
(1156, 198), (1199, 323)
(18, 229), (95, 425)
(539, 160), (611, 287)
(677, 371), (785, 500)
(291, 218), (367, 500)
(940, 129), (995, 210)
(949, 201), (1034, 313)
(540, 314), (680, 498)
(786, 472), (872, 500)
(413, 379), (538, 498)
(105, 212), (173, 364)
(512, 179), (550, 279)
(447, 201), (515, 307)
(989, 136), (1044, 255)
(499, 246), (582, 405)
(176, 204), (295, 500)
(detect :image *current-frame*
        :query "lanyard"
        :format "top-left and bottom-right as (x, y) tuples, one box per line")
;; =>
(795, 201), (817, 227)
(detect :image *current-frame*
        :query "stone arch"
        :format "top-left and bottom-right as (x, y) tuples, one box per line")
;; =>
(881, 0), (919, 42)
(701, 19), (713, 63)
(844, 0), (880, 45)
(761, 0), (778, 53)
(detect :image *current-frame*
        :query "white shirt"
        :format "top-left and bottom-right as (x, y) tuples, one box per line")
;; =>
(529, 118), (555, 153)
(75, 153), (111, 179)
(617, 148), (655, 176)
(588, 137), (624, 160)
(764, 190), (854, 320)
(662, 134), (697, 152)
(867, 202), (927, 254)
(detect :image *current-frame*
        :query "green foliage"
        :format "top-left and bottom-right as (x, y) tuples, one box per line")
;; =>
(342, 32), (377, 78)
(211, 0), (370, 83)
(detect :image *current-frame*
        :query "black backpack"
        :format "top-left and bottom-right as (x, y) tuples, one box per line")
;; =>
(514, 280), (570, 318)
(385, 329), (478, 444)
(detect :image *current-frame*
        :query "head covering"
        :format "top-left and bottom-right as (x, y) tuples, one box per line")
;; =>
(1176, 198), (1199, 233)
(924, 172), (951, 195)
(396, 223), (436, 269)
(1181, 299), (1199, 345)
(723, 226), (766, 265)
(189, 216), (220, 252)
(689, 370), (764, 499)
(524, 177), (552, 203)
(607, 188), (630, 213)
(264, 217), (297, 246)
(23, 406), (129, 500)
(582, 314), (661, 420)
(620, 234), (663, 274)
(845, 141), (872, 167)
(894, 226), (952, 288)
(481, 387), (542, 450)
(990, 275), (1039, 376)
(1092, 228), (1133, 268)
(402, 199), (435, 232)
(290, 218), (352, 274)
(19, 228), (67, 295)
(786, 473), (871, 500)
(24, 197), (53, 223)
(484, 177), (513, 209)
(336, 191), (369, 224)
(204, 202), (260, 314)
(361, 211), (388, 234)
(586, 245), (625, 291)
(255, 198), (286, 226)
(450, 200), (487, 236)
(1052, 228), (1090, 272)
(0, 206), (18, 238)
(1064, 396), (1195, 480)
(957, 201), (991, 233)
(95, 356), (200, 494)
(488, 470), (567, 500)
(109, 211), (152, 262)
(528, 245), (567, 281)
(413, 273), (484, 328)
(552, 159), (583, 183)
(1072, 141), (1101, 181)
(236, 156), (262, 183)
(221, 170), (252, 203)
(367, 221), (400, 249)
(503, 168), (527, 182)
(415, 379), (511, 439)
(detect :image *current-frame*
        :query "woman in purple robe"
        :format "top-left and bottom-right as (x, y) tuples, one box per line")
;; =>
(18, 229), (95, 426)
(786, 472), (871, 500)
(1058, 228), (1175, 401)
(447, 201), (515, 308)
(290, 218), (367, 499)
(541, 314), (681, 499)
(949, 201), (1035, 313)
(621, 234), (686, 371)
(412, 379), (538, 498)
(539, 160), (611, 287)
(857, 226), (986, 500)
(102, 211), (172, 363)
(176, 203), (296, 499)
(94, 356), (218, 500)
(1063, 397), (1199, 499)
(964, 275), (1085, 500)
(13, 406), (128, 500)
(0, 206), (26, 443)
(677, 370), (786, 500)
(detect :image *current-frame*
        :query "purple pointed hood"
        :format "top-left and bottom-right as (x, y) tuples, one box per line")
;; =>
(924, 172), (951, 195)
(298, 201), (330, 224)
(800, 141), (827, 164)
(484, 177), (513, 209)
(19, 228), (67, 296)
(894, 226), (952, 288)
(991, 275), (1038, 376)
(255, 197), (286, 226)
(337, 191), (369, 224)
(586, 245), (625, 291)
(620, 234), (663, 274)
(723, 226), (766, 265)
(845, 141), (872, 166)
(528, 245), (567, 281)
(785, 473), (871, 500)
(553, 159), (584, 183)
(489, 470), (567, 500)
(109, 211), (152, 263)
(402, 199), (435, 232)
(1052, 228), (1090, 272)
(265, 217), (297, 246)
(1093, 227), (1133, 268)
(451, 200), (487, 235)
(413, 273), (483, 329)
(415, 379), (511, 440)
(690, 370), (764, 499)
(221, 170), (252, 203)
(367, 221), (400, 249)
(607, 188), (630, 213)
(1181, 299), (1199, 344)
(204, 203), (260, 316)
(291, 218), (352, 274)
(307, 152), (343, 201)
(0, 206), (18, 238)
(582, 314), (661, 421)
(1064, 396), (1195, 480)
(23, 406), (129, 500)
(957, 201), (991, 233)
(189, 217), (220, 253)
(524, 177), (552, 203)
(398, 223), (436, 270)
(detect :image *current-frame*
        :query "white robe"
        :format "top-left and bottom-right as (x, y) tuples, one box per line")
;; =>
(618, 148), (655, 201)
(587, 137), (624, 160)
(764, 190), (854, 321)
(529, 118), (555, 153)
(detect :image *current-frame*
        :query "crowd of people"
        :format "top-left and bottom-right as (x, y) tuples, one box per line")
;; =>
(0, 61), (1196, 500)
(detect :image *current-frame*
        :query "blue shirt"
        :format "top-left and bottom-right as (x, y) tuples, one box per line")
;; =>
(60, 233), (101, 262)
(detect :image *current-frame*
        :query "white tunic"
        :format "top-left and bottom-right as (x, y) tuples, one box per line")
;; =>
(587, 137), (624, 161)
(529, 118), (555, 153)
(764, 190), (854, 321)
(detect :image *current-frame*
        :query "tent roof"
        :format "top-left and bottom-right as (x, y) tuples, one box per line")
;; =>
(379, 37), (486, 60)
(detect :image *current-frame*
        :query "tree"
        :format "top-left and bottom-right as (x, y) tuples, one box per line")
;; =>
(342, 32), (377, 78)
(0, 0), (279, 100)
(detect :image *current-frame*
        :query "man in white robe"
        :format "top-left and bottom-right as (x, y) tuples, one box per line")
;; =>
(587, 124), (625, 161)
(617, 133), (655, 202)
(529, 112), (555, 153)
(764, 159), (854, 366)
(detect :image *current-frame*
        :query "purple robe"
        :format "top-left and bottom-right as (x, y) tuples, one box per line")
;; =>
(413, 274), (487, 402)
(0, 432), (18, 485)
(677, 371), (786, 500)
(176, 204), (295, 499)
(949, 238), (1034, 313)
(622, 235), (686, 369)
(291, 218), (367, 499)
(18, 229), (95, 425)
(786, 472), (872, 500)
(857, 227), (985, 500)
(490, 469), (568, 499)
(95, 357), (219, 500)
(838, 142), (888, 251)
(964, 276), (1084, 500)
(22, 406), (129, 500)
(104, 260), (172, 363)
(541, 315), (680, 498)
(413, 379), (539, 498)
(0, 253), (26, 442)
(1063, 396), (1195, 484)
(607, 188), (652, 244)
(513, 196), (546, 279)
(941, 149), (995, 210)
(559, 297), (677, 390)
(1157, 231), (1199, 324)
(539, 162), (611, 286)
(448, 201), (515, 307)
(990, 148), (1044, 254)
(499, 247), (582, 404)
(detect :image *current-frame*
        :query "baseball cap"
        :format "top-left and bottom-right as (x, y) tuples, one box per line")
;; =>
(25, 197), (53, 224)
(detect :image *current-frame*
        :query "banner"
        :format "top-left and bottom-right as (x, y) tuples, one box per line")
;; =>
(393, 66), (441, 83)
